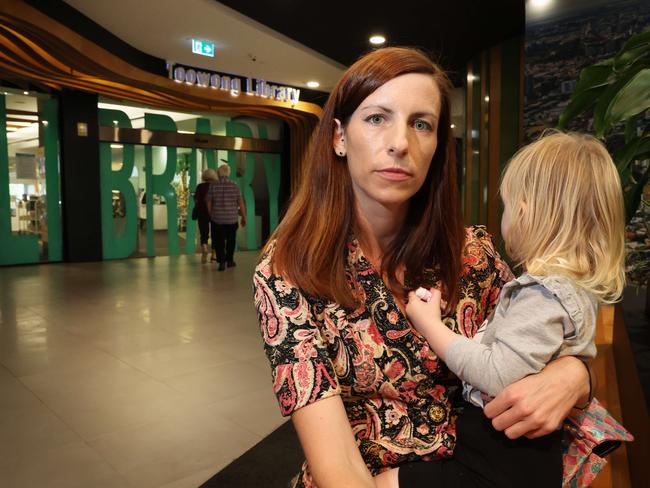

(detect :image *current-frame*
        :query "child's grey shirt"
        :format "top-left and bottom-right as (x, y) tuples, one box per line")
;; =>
(446, 273), (598, 399)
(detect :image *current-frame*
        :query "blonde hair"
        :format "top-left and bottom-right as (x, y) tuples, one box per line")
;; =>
(201, 169), (217, 182)
(500, 130), (625, 303)
(217, 164), (231, 177)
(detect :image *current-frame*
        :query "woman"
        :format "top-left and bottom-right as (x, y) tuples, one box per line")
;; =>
(253, 47), (590, 487)
(194, 168), (217, 263)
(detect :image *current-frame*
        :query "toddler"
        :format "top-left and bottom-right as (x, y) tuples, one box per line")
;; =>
(377, 131), (626, 488)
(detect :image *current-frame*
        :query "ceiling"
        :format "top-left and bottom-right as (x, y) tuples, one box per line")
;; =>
(59, 0), (523, 93)
(216, 0), (525, 84)
(63, 0), (346, 93)
(4, 89), (39, 141)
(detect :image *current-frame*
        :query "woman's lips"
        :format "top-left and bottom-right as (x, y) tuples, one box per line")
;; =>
(376, 168), (411, 181)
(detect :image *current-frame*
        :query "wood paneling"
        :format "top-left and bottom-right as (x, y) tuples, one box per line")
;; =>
(592, 304), (650, 487)
(487, 46), (501, 237)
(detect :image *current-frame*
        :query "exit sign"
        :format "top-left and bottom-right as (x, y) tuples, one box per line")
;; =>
(192, 39), (214, 57)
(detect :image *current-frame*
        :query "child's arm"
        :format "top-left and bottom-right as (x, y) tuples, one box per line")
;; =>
(407, 285), (581, 398)
(405, 289), (456, 362)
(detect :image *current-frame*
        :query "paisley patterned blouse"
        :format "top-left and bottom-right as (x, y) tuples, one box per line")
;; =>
(253, 226), (512, 487)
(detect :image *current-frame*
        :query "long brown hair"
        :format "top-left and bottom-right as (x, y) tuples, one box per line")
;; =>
(264, 47), (465, 310)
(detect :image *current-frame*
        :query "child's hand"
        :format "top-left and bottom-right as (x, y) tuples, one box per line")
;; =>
(406, 287), (443, 336)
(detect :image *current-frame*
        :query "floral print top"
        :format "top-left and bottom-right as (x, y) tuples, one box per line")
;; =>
(253, 226), (512, 487)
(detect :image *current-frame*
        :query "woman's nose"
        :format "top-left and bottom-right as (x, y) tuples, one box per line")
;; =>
(386, 122), (409, 157)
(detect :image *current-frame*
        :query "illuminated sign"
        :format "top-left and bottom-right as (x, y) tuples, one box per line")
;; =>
(191, 39), (214, 57)
(167, 63), (301, 105)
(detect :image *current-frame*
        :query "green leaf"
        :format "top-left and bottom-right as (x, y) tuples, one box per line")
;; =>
(624, 166), (650, 223)
(621, 30), (650, 52)
(635, 151), (650, 163)
(624, 114), (640, 143)
(575, 64), (613, 92)
(593, 63), (649, 136)
(619, 166), (632, 189)
(613, 144), (629, 162)
(605, 69), (650, 128)
(559, 65), (613, 128)
(593, 79), (627, 137)
(616, 138), (641, 172)
(614, 44), (650, 71)
(595, 58), (615, 67)
(615, 136), (650, 173)
(558, 87), (603, 129)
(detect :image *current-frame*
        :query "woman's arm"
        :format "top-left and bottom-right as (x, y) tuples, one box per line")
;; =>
(254, 250), (375, 485)
(292, 395), (376, 488)
(407, 287), (589, 437)
(483, 356), (590, 439)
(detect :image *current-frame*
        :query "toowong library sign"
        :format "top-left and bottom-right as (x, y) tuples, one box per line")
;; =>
(167, 62), (301, 105)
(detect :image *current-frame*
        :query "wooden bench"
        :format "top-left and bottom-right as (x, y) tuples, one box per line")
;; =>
(591, 305), (649, 487)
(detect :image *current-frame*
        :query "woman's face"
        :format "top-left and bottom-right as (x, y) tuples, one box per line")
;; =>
(336, 73), (441, 213)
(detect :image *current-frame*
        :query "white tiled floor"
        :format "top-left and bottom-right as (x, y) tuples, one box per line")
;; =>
(0, 252), (286, 488)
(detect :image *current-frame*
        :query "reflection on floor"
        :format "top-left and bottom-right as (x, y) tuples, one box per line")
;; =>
(135, 226), (188, 258)
(0, 252), (286, 488)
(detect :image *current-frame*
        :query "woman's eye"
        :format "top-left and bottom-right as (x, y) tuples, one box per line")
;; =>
(413, 119), (432, 131)
(367, 114), (384, 125)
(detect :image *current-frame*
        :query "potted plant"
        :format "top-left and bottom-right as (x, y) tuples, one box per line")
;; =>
(559, 30), (650, 308)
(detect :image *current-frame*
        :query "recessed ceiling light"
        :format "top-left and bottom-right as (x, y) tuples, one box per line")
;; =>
(23, 91), (29, 95)
(369, 35), (386, 45)
(531, 0), (552, 7)
(307, 81), (320, 88)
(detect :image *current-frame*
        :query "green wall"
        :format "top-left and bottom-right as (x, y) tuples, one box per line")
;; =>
(97, 109), (282, 260)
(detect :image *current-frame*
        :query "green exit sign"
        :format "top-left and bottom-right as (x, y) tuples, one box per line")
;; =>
(192, 39), (214, 57)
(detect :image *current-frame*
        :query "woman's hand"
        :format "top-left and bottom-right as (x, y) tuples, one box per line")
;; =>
(483, 356), (590, 439)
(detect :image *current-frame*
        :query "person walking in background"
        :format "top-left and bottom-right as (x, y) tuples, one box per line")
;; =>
(194, 168), (218, 263)
(206, 164), (246, 271)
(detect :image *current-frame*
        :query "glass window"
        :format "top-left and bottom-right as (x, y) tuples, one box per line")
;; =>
(1, 89), (61, 265)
